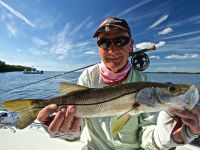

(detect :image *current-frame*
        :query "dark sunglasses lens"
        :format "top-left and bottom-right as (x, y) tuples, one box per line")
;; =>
(114, 37), (130, 47)
(97, 37), (130, 49)
(97, 39), (110, 49)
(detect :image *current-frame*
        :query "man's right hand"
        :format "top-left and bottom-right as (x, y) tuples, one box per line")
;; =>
(37, 104), (81, 135)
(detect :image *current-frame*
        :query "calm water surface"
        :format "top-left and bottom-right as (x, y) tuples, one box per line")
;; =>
(0, 71), (199, 102)
(0, 71), (80, 102)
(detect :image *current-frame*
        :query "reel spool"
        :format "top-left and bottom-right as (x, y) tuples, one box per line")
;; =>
(129, 45), (156, 71)
(131, 52), (149, 71)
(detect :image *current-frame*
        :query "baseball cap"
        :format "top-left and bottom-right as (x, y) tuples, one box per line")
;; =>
(93, 16), (131, 38)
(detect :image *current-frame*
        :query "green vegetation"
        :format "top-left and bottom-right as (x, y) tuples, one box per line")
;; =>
(0, 60), (32, 72)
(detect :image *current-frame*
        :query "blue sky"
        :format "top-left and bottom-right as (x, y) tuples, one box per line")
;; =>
(0, 0), (200, 72)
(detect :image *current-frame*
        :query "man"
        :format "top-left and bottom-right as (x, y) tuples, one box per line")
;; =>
(37, 16), (200, 149)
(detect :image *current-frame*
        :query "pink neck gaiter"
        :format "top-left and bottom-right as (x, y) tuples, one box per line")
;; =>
(100, 61), (131, 85)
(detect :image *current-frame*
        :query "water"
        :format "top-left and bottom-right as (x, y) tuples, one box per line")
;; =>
(0, 71), (199, 145)
(148, 72), (200, 90)
(0, 71), (200, 101)
(0, 71), (81, 102)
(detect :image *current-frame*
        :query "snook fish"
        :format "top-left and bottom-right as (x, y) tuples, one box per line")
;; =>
(0, 82), (199, 135)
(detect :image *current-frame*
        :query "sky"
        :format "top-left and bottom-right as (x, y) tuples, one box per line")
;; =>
(0, 0), (200, 72)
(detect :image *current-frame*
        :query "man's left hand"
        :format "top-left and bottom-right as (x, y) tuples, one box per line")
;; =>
(170, 107), (200, 143)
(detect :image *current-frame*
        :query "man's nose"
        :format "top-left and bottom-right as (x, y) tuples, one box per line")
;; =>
(108, 42), (119, 52)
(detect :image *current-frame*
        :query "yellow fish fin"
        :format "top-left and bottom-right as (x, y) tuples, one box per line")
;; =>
(57, 82), (88, 94)
(111, 114), (130, 136)
(0, 99), (44, 129)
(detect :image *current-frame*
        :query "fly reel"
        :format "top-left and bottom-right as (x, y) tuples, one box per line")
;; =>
(129, 45), (156, 71)
(131, 52), (149, 71)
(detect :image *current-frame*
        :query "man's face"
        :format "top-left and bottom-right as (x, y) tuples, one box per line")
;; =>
(97, 29), (133, 73)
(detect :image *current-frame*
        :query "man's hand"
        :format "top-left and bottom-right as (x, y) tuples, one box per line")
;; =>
(37, 104), (81, 135)
(170, 107), (200, 143)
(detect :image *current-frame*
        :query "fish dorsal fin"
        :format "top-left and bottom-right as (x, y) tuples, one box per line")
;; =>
(57, 82), (88, 94)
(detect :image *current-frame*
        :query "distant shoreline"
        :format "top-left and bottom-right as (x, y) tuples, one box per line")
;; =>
(145, 72), (200, 74)
(0, 60), (33, 73)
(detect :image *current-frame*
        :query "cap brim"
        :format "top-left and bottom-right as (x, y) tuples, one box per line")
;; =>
(93, 25), (129, 38)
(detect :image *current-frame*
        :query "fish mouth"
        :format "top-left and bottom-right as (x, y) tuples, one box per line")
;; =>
(169, 84), (199, 110)
(185, 84), (199, 109)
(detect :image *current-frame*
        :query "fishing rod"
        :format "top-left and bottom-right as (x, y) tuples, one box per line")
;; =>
(0, 45), (156, 95)
(0, 63), (97, 95)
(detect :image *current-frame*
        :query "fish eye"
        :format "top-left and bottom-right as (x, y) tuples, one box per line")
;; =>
(168, 85), (176, 92)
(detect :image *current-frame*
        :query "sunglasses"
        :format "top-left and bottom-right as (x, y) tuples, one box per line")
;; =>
(97, 36), (130, 49)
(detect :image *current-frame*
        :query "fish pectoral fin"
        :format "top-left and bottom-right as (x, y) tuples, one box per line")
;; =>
(0, 99), (44, 129)
(111, 114), (130, 136)
(57, 82), (88, 94)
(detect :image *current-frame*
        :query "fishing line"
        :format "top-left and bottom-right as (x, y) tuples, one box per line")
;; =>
(0, 46), (156, 95)
(0, 63), (97, 95)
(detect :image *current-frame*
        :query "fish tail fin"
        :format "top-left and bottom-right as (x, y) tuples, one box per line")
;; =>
(0, 99), (45, 129)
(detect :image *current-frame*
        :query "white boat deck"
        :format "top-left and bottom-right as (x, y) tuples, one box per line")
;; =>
(0, 126), (199, 150)
(0, 127), (85, 150)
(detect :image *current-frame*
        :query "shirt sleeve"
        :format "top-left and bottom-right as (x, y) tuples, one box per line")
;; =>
(77, 69), (91, 87)
(139, 111), (178, 150)
(41, 122), (81, 141)
(153, 111), (198, 149)
(138, 112), (159, 150)
(139, 111), (198, 150)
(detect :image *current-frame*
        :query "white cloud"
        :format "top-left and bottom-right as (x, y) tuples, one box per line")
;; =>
(76, 42), (90, 48)
(71, 16), (92, 35)
(49, 24), (74, 59)
(29, 48), (47, 56)
(0, 0), (35, 27)
(0, 12), (5, 21)
(85, 20), (95, 30)
(135, 41), (166, 49)
(49, 21), (96, 60)
(84, 51), (96, 55)
(168, 15), (200, 27)
(57, 55), (65, 60)
(149, 55), (160, 59)
(165, 53), (199, 59)
(50, 41), (73, 59)
(163, 30), (200, 40)
(117, 0), (152, 17)
(155, 41), (166, 48)
(33, 38), (48, 47)
(154, 35), (200, 52)
(135, 42), (153, 49)
(34, 15), (57, 29)
(148, 15), (169, 29)
(158, 27), (173, 35)
(6, 23), (18, 37)
(37, 61), (86, 71)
